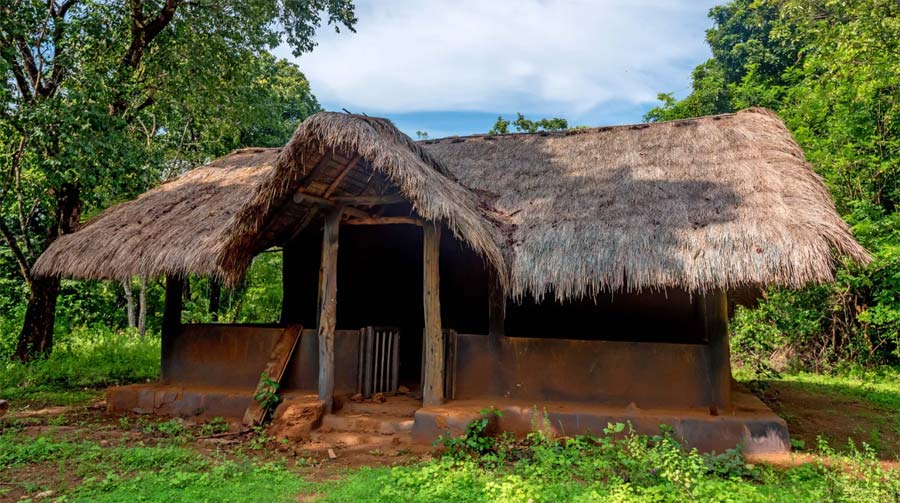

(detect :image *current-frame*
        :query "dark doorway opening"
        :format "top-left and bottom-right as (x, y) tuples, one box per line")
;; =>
(337, 224), (425, 390)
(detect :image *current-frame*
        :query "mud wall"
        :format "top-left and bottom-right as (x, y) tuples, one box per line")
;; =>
(162, 325), (359, 392)
(453, 335), (716, 409)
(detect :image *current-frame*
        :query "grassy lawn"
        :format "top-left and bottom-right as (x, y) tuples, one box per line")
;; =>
(2, 339), (899, 503)
(0, 432), (308, 503)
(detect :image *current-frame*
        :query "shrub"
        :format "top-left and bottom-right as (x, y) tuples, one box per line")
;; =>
(0, 325), (159, 401)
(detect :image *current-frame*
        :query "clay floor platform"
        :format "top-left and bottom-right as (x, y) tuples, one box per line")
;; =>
(413, 389), (789, 454)
(107, 383), (789, 454)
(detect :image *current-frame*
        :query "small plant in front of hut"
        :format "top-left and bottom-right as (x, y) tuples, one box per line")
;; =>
(199, 417), (230, 436)
(253, 372), (282, 421)
(436, 407), (502, 458)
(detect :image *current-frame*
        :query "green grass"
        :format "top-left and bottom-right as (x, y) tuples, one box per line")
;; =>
(773, 369), (900, 411)
(0, 326), (159, 405)
(307, 435), (899, 503)
(0, 432), (307, 503)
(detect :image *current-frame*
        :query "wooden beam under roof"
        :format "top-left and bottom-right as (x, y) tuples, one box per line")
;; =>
(322, 155), (362, 198)
(344, 216), (423, 226)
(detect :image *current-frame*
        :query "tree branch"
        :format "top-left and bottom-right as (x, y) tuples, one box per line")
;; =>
(0, 218), (33, 284)
(3, 50), (34, 101)
(122, 0), (179, 69)
(56, 0), (80, 17)
(15, 38), (42, 94)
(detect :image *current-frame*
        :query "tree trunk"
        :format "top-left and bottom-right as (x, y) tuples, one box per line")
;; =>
(14, 276), (61, 361)
(137, 276), (147, 336)
(209, 281), (221, 322)
(123, 278), (136, 328)
(14, 183), (80, 361)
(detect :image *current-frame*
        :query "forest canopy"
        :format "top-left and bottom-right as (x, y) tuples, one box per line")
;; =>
(646, 0), (900, 371)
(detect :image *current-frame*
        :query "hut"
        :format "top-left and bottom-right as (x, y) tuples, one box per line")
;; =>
(33, 108), (869, 454)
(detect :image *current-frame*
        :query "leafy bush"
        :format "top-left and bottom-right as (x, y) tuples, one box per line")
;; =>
(318, 424), (900, 503)
(0, 325), (159, 401)
(436, 407), (502, 457)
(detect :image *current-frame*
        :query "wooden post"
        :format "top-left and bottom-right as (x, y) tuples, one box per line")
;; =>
(161, 275), (183, 382)
(317, 208), (342, 413)
(422, 221), (444, 406)
(487, 269), (505, 341)
(703, 289), (731, 414)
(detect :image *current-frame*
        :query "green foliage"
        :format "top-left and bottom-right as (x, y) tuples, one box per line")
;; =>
(0, 0), (355, 357)
(489, 113), (569, 134)
(253, 372), (282, 419)
(436, 407), (502, 457)
(648, 0), (900, 371)
(316, 424), (900, 503)
(183, 251), (284, 324)
(0, 326), (159, 402)
(199, 417), (230, 437)
(0, 433), (307, 503)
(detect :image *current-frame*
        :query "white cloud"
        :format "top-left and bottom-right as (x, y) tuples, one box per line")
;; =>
(275, 0), (717, 118)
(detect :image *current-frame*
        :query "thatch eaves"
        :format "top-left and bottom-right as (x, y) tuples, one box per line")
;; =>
(32, 148), (280, 284)
(33, 108), (869, 300)
(33, 113), (508, 287)
(421, 107), (870, 299)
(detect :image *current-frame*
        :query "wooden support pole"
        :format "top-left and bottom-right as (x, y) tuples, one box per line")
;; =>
(292, 192), (370, 219)
(322, 155), (362, 198)
(422, 221), (444, 406)
(487, 268), (505, 341)
(161, 275), (183, 382)
(293, 192), (406, 208)
(703, 289), (731, 414)
(317, 208), (342, 413)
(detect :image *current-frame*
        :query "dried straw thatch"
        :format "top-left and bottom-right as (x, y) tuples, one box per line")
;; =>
(33, 113), (507, 287)
(32, 148), (280, 283)
(422, 107), (870, 299)
(33, 108), (869, 299)
(218, 112), (507, 284)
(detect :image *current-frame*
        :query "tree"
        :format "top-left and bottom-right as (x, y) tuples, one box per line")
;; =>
(0, 0), (356, 360)
(646, 0), (900, 368)
(489, 113), (569, 134)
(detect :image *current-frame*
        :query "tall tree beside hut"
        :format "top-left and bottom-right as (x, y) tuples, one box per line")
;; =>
(646, 0), (900, 368)
(0, 0), (356, 360)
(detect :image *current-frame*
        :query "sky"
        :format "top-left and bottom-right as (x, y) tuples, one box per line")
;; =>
(273, 0), (721, 138)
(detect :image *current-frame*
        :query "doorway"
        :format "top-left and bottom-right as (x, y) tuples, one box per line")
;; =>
(337, 224), (425, 395)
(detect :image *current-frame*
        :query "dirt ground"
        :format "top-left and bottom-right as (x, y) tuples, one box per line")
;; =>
(2, 379), (898, 501)
(756, 380), (900, 460)
(0, 398), (430, 502)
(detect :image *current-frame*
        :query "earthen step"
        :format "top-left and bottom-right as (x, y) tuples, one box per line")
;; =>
(340, 398), (420, 417)
(321, 413), (414, 434)
(306, 430), (413, 452)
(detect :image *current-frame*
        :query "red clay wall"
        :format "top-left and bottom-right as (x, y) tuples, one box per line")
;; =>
(452, 335), (715, 408)
(162, 325), (359, 392)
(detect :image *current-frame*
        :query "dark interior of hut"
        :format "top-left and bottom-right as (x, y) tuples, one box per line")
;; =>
(282, 217), (491, 389)
(504, 288), (707, 344)
(282, 213), (708, 392)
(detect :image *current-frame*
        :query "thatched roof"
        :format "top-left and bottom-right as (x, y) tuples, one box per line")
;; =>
(33, 108), (868, 299)
(421, 107), (869, 299)
(33, 113), (507, 287)
(32, 148), (280, 283)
